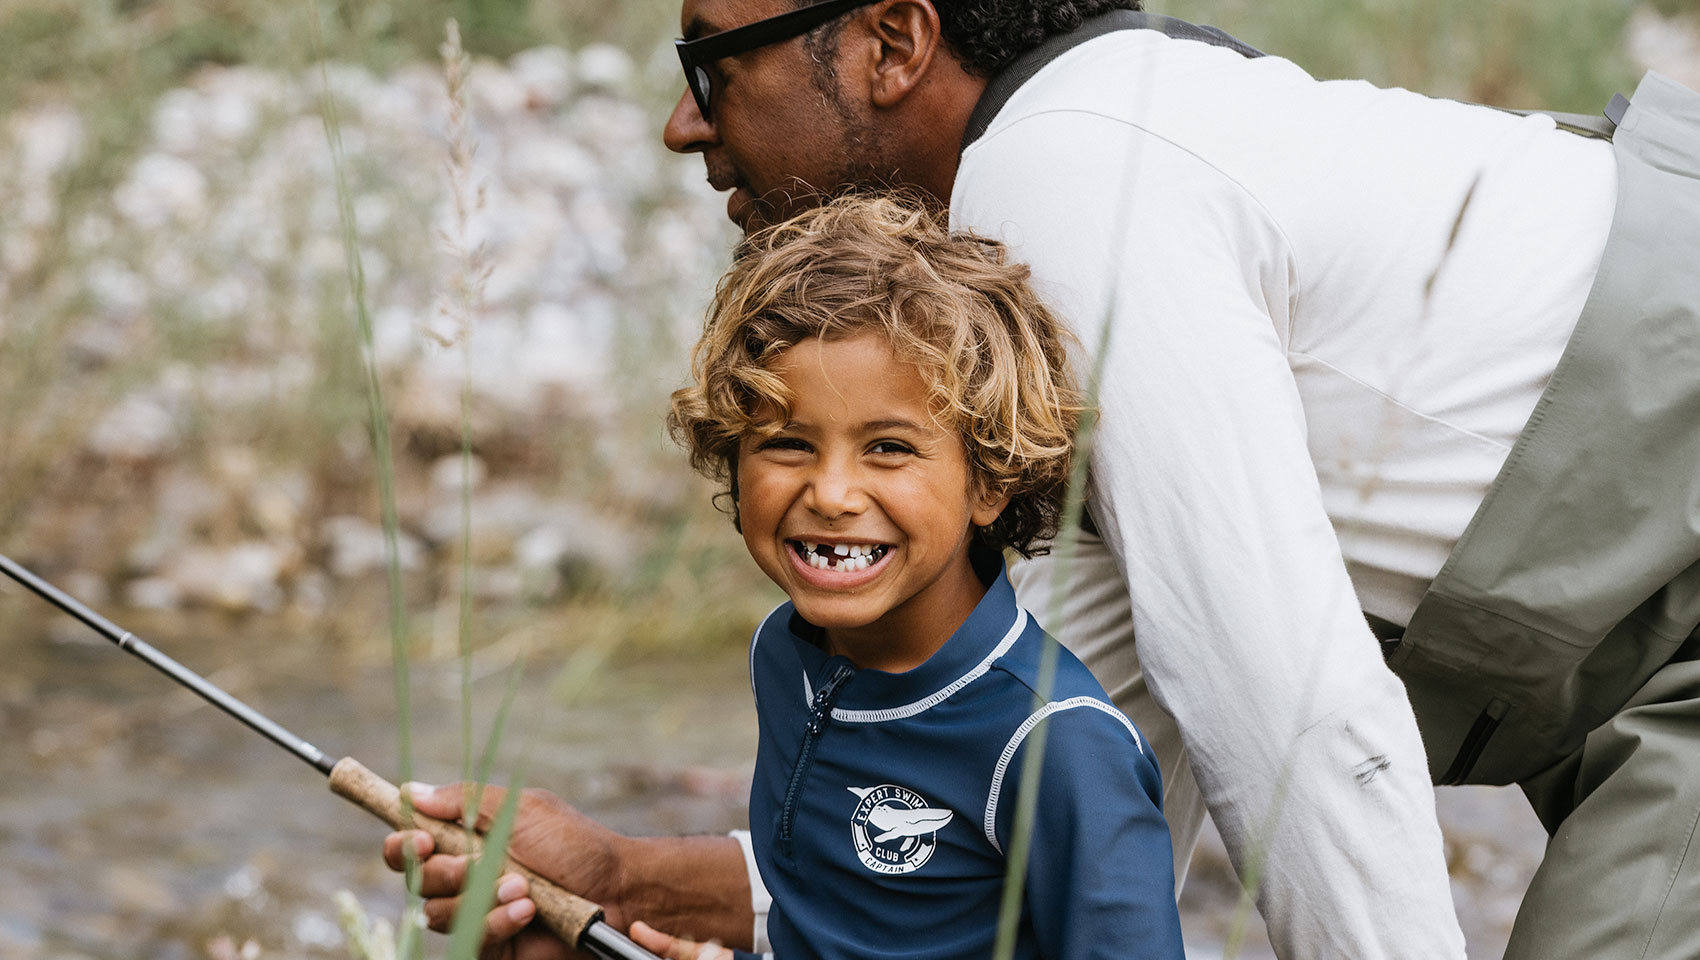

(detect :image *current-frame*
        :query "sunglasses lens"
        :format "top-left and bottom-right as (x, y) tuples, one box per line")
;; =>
(693, 65), (713, 114)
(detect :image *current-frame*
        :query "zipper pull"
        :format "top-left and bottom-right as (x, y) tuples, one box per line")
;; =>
(808, 662), (856, 734)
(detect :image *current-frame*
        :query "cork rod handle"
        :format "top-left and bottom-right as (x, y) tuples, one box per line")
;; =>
(328, 756), (605, 948)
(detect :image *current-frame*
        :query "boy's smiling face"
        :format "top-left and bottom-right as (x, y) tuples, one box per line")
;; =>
(736, 332), (1008, 671)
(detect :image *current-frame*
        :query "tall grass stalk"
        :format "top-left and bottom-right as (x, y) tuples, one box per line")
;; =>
(445, 662), (529, 960)
(989, 50), (1155, 959)
(434, 14), (494, 836)
(445, 763), (531, 959)
(304, 0), (421, 951)
(989, 304), (1115, 960)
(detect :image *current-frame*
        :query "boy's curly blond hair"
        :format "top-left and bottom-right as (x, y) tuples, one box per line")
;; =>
(668, 194), (1084, 557)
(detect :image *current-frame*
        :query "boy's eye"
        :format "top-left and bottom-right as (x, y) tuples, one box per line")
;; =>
(869, 440), (914, 456)
(758, 436), (809, 452)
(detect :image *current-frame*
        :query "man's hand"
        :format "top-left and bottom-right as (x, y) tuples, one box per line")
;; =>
(629, 921), (735, 960)
(382, 781), (626, 959)
(380, 781), (755, 956)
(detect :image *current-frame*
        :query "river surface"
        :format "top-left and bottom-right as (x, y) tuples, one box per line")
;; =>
(0, 610), (1547, 959)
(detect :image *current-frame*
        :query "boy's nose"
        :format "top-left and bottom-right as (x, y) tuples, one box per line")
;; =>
(804, 466), (867, 520)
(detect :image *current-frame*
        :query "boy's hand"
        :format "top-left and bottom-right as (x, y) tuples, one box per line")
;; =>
(629, 921), (736, 960)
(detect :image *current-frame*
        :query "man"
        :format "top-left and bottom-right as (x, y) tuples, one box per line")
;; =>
(385, 2), (1700, 957)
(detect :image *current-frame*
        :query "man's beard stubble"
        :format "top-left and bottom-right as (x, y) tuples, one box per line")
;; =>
(743, 30), (906, 233)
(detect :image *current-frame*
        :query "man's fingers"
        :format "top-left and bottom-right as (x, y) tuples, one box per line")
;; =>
(421, 892), (462, 933)
(404, 780), (512, 831)
(415, 854), (472, 898)
(382, 830), (435, 871)
(484, 895), (537, 941)
(421, 872), (536, 938)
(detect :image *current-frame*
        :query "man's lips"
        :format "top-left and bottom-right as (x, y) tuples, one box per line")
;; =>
(704, 157), (741, 193)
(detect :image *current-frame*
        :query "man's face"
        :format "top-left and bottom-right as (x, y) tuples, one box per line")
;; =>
(664, 0), (892, 231)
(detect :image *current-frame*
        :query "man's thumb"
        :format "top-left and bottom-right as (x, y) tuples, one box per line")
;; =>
(405, 781), (508, 827)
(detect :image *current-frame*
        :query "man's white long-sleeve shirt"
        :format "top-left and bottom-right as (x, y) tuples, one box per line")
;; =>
(948, 28), (1615, 960)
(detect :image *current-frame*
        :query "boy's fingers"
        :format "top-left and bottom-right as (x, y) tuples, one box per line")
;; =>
(629, 920), (725, 960)
(628, 921), (686, 959)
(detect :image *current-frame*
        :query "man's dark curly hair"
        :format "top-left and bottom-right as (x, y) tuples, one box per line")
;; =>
(932, 0), (1142, 76)
(801, 0), (1142, 78)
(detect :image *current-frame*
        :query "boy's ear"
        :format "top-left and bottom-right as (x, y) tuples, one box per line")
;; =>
(970, 484), (1011, 528)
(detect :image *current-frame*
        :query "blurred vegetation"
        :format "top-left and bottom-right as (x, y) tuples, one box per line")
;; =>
(1164, 0), (1659, 110)
(0, 0), (771, 662)
(0, 0), (1692, 661)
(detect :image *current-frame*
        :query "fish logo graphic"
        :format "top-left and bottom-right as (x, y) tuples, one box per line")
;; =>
(847, 784), (953, 874)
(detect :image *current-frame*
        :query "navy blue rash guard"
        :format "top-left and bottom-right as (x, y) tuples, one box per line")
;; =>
(745, 562), (1185, 960)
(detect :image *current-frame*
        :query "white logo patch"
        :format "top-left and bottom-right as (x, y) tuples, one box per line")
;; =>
(847, 784), (953, 874)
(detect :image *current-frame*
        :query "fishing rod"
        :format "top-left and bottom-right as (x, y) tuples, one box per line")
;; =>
(0, 551), (659, 960)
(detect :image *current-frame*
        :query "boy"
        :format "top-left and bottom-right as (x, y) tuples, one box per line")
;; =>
(636, 195), (1185, 960)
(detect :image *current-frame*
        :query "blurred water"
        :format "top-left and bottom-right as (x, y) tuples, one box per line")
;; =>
(0, 613), (758, 960)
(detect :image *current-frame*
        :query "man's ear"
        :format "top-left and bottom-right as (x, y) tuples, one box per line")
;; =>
(864, 0), (944, 108)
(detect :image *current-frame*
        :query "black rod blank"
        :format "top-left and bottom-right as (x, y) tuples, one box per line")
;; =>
(0, 552), (336, 775)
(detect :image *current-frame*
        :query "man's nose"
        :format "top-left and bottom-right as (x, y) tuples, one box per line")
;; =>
(663, 89), (717, 154)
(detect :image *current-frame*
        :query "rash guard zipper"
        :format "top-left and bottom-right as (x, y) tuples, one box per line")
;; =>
(780, 660), (856, 858)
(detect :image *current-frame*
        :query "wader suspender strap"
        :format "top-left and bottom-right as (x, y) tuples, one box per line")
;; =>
(960, 8), (1628, 154)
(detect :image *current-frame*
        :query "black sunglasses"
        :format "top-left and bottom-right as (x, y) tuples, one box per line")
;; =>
(675, 0), (878, 119)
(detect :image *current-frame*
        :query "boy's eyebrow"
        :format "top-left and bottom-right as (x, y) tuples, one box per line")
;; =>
(758, 418), (931, 434)
(862, 419), (929, 432)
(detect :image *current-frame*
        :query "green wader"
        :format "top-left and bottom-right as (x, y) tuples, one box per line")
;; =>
(1387, 71), (1700, 958)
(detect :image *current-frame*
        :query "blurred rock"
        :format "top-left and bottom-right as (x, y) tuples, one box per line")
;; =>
(575, 44), (634, 91)
(321, 516), (425, 579)
(250, 469), (311, 539)
(422, 484), (637, 589)
(125, 577), (184, 611)
(114, 153), (209, 230)
(511, 46), (574, 110)
(429, 453), (487, 494)
(87, 392), (179, 460)
(101, 864), (181, 915)
(60, 570), (110, 609)
(129, 469), (222, 573)
(161, 542), (291, 612)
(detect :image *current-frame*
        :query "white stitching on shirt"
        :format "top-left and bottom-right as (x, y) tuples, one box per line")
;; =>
(808, 609), (1028, 723)
(750, 606), (784, 710)
(982, 697), (1144, 854)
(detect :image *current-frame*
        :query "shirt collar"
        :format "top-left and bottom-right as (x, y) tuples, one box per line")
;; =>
(781, 560), (1028, 721)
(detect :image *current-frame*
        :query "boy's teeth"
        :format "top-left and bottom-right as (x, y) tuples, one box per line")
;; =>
(798, 542), (887, 571)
